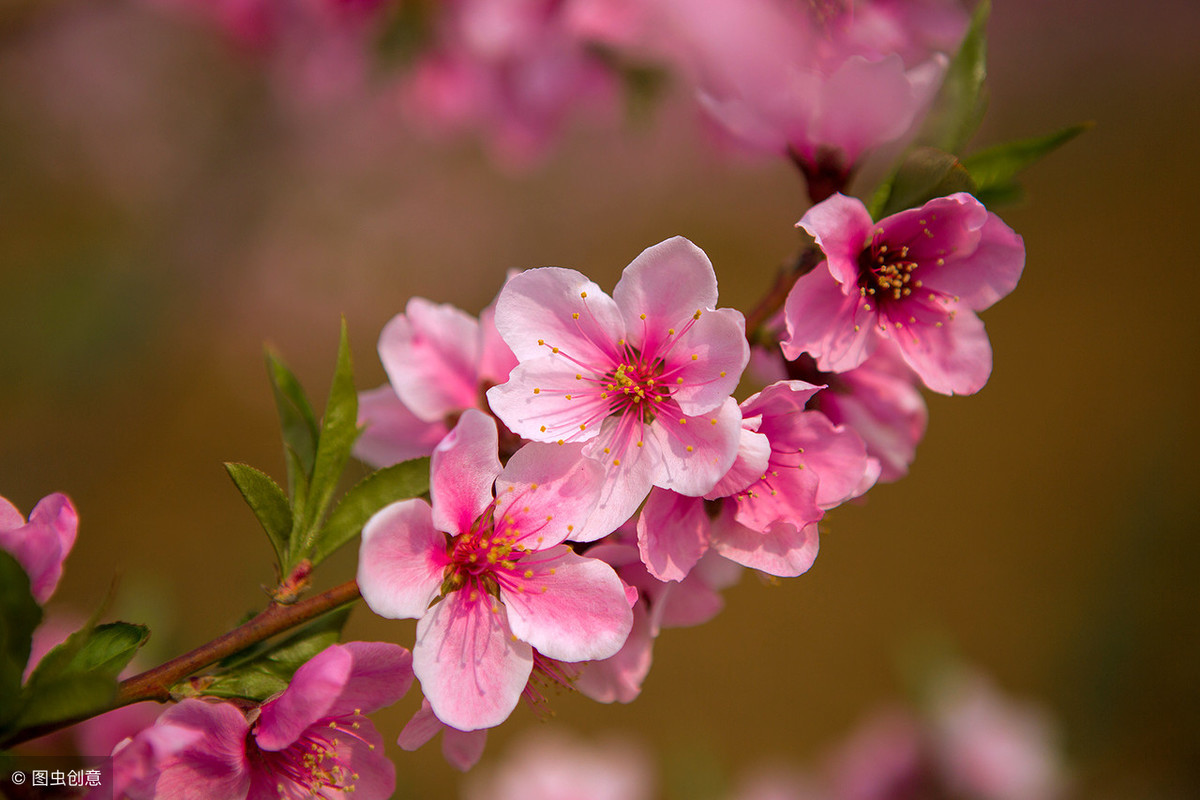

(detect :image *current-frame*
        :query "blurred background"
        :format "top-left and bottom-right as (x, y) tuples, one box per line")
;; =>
(1, 0), (1197, 797)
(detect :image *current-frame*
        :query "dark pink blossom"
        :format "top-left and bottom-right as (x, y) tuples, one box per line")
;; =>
(486, 237), (749, 540)
(357, 410), (633, 731)
(0, 492), (77, 604)
(116, 641), (412, 800)
(783, 193), (1025, 395)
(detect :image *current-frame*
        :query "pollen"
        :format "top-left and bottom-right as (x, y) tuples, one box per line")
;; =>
(572, 312), (580, 319)
(693, 310), (702, 320)
(613, 458), (621, 465)
(540, 425), (547, 432)
(686, 445), (694, 452)
(640, 313), (647, 320)
(565, 394), (572, 400)
(679, 417), (687, 424)
(719, 371), (727, 377)
(711, 418), (717, 425)
(580, 423), (587, 430)
(636, 441), (644, 447)
(691, 354), (699, 360)
(580, 291), (588, 298)
(567, 525), (574, 532)
(676, 377), (684, 384)
(538, 339), (545, 346)
(668, 328), (675, 335)
(534, 388), (541, 394)
(552, 347), (559, 354)
(524, 569), (534, 578)
(557, 439), (565, 445)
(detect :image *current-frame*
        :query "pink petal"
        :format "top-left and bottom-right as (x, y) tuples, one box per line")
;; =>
(414, 591), (533, 731)
(500, 546), (633, 663)
(650, 396), (743, 497)
(397, 699), (489, 771)
(666, 307), (750, 416)
(812, 54), (930, 164)
(570, 431), (663, 542)
(154, 700), (252, 800)
(914, 197), (1025, 311)
(796, 193), (874, 288)
(493, 267), (625, 363)
(0, 492), (78, 604)
(656, 551), (732, 628)
(636, 490), (710, 582)
(478, 297), (519, 384)
(892, 302), (992, 395)
(0, 497), (24, 530)
(358, 499), (446, 621)
(379, 298), (481, 423)
(430, 409), (502, 535)
(781, 265), (877, 371)
(486, 358), (608, 444)
(707, 424), (771, 499)
(574, 604), (655, 703)
(254, 645), (350, 751)
(711, 517), (820, 578)
(493, 442), (604, 549)
(354, 385), (449, 467)
(397, 699), (442, 752)
(611, 236), (719, 355)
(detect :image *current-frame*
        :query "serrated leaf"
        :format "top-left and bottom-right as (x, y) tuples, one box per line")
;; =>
(922, 0), (990, 154)
(296, 320), (360, 557)
(225, 462), (294, 568)
(13, 622), (149, 730)
(0, 552), (42, 729)
(310, 458), (432, 567)
(266, 350), (319, 503)
(962, 122), (1091, 203)
(873, 147), (977, 219)
(196, 607), (352, 702)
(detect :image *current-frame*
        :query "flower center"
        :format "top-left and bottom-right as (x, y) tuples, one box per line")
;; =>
(602, 356), (667, 424)
(858, 237), (922, 304)
(254, 711), (373, 799)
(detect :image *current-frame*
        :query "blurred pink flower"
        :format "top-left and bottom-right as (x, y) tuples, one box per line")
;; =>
(398, 698), (488, 772)
(357, 410), (633, 731)
(487, 236), (749, 541)
(0, 492), (77, 604)
(116, 641), (412, 800)
(463, 729), (655, 800)
(783, 192), (1024, 395)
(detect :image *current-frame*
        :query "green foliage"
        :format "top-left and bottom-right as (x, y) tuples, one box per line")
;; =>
(11, 621), (148, 731)
(225, 463), (293, 568)
(868, 147), (977, 220)
(311, 458), (431, 566)
(265, 350), (319, 503)
(963, 123), (1092, 206)
(0, 553), (41, 730)
(922, 0), (990, 154)
(197, 606), (352, 702)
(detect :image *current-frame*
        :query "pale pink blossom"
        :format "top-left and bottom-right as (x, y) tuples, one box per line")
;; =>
(463, 729), (655, 800)
(638, 380), (875, 581)
(645, 0), (961, 192)
(0, 492), (77, 604)
(783, 193), (1025, 395)
(398, 698), (488, 772)
(355, 296), (517, 466)
(825, 708), (925, 800)
(116, 641), (412, 800)
(487, 237), (749, 540)
(930, 672), (1067, 800)
(357, 410), (634, 731)
(400, 0), (619, 166)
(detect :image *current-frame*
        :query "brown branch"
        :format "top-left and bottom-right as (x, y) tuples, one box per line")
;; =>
(1, 579), (362, 749)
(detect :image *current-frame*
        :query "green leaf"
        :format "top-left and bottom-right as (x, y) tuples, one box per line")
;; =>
(225, 462), (294, 568)
(295, 320), (360, 557)
(198, 606), (352, 702)
(310, 458), (432, 567)
(962, 122), (1091, 206)
(14, 622), (149, 729)
(870, 147), (977, 219)
(0, 552), (42, 729)
(922, 0), (990, 154)
(265, 350), (319, 503)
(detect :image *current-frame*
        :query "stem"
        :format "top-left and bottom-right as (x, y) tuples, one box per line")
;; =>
(1, 579), (362, 749)
(743, 246), (823, 340)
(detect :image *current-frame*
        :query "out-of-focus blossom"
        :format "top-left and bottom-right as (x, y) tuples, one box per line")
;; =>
(487, 236), (749, 541)
(0, 492), (78, 604)
(638, 380), (875, 581)
(400, 0), (620, 167)
(115, 641), (412, 800)
(355, 295), (517, 466)
(783, 193), (1024, 395)
(463, 729), (655, 800)
(825, 709), (925, 800)
(643, 0), (967, 192)
(399, 698), (488, 772)
(930, 672), (1067, 800)
(358, 410), (633, 731)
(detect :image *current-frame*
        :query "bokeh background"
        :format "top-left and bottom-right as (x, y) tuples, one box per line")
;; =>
(2, 0), (1197, 797)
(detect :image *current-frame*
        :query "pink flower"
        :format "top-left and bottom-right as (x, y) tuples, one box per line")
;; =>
(486, 236), (749, 540)
(117, 641), (412, 800)
(647, 0), (960, 190)
(930, 672), (1067, 800)
(0, 492), (77, 604)
(638, 380), (875, 580)
(783, 193), (1025, 395)
(463, 730), (655, 800)
(355, 295), (517, 467)
(357, 409), (634, 731)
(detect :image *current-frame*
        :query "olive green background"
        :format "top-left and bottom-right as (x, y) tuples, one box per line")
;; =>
(1, 1), (1196, 797)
